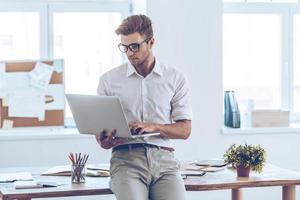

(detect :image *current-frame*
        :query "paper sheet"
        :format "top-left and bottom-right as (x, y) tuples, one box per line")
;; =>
(0, 62), (5, 73)
(5, 72), (31, 91)
(29, 62), (53, 91)
(0, 62), (6, 98)
(53, 60), (63, 73)
(8, 91), (45, 121)
(2, 119), (14, 128)
(4, 73), (46, 120)
(0, 172), (33, 182)
(2, 98), (8, 107)
(45, 84), (65, 110)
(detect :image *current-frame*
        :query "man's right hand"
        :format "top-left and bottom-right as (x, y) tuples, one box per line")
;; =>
(95, 129), (126, 149)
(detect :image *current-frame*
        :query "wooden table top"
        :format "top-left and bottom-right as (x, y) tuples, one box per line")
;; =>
(184, 164), (300, 191)
(1, 164), (300, 199)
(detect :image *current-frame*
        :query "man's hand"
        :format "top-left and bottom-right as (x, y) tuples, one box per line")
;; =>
(130, 122), (158, 135)
(130, 120), (191, 139)
(95, 129), (126, 149)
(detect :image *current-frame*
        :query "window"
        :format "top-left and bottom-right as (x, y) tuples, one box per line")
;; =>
(223, 2), (300, 122)
(294, 14), (300, 113)
(0, 1), (130, 127)
(0, 12), (39, 60)
(53, 12), (121, 95)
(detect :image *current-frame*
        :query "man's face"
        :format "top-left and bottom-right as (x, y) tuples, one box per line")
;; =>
(119, 32), (153, 67)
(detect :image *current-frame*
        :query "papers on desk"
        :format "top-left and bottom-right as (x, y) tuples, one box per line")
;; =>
(42, 165), (71, 176)
(42, 165), (110, 177)
(194, 159), (226, 167)
(0, 172), (33, 183)
(14, 180), (58, 189)
(86, 163), (110, 177)
(185, 165), (225, 172)
(86, 163), (110, 171)
(185, 159), (226, 172)
(14, 180), (42, 189)
(181, 159), (226, 179)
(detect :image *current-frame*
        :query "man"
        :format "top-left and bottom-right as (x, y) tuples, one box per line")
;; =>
(96, 14), (192, 200)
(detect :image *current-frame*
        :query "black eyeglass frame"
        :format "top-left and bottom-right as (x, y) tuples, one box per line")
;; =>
(118, 37), (151, 53)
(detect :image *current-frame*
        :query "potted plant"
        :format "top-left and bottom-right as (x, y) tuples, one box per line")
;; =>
(223, 143), (267, 177)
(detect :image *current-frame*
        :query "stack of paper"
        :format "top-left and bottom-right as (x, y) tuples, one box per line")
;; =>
(181, 159), (227, 177)
(0, 172), (33, 182)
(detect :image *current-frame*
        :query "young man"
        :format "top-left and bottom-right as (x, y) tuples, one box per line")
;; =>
(96, 14), (192, 200)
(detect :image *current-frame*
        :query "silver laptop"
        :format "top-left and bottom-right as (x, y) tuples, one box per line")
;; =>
(66, 94), (160, 138)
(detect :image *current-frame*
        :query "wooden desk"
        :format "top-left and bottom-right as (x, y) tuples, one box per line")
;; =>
(1, 164), (300, 200)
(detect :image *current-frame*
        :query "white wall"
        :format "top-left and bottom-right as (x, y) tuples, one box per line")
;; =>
(147, 0), (300, 200)
(147, 0), (224, 161)
(1, 0), (300, 200)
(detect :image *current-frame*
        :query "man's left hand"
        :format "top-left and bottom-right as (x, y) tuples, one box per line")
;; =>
(129, 122), (158, 135)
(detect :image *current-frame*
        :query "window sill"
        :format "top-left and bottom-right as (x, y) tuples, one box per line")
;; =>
(0, 127), (93, 141)
(221, 124), (300, 135)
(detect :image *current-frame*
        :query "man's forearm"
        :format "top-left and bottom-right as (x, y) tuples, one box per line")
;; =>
(156, 120), (191, 140)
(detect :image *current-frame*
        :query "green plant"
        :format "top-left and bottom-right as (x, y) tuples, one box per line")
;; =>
(223, 143), (267, 173)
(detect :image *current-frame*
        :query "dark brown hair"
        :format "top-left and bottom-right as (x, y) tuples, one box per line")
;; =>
(115, 15), (153, 39)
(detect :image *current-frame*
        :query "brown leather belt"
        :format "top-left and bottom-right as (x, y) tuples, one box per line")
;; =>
(112, 143), (175, 153)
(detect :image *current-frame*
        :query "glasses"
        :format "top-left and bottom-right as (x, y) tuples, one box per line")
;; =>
(118, 38), (150, 53)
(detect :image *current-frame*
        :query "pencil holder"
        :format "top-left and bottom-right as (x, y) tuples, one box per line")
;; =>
(71, 164), (86, 184)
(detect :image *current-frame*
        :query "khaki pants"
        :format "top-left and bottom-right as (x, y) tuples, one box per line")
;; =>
(109, 146), (186, 200)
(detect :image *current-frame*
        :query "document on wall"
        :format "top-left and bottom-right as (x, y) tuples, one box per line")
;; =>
(45, 84), (65, 110)
(0, 62), (6, 98)
(8, 90), (45, 121)
(29, 62), (53, 91)
(2, 119), (14, 128)
(53, 60), (63, 73)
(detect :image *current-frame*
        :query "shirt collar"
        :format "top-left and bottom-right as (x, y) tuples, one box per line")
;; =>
(126, 59), (163, 77)
(126, 62), (136, 77)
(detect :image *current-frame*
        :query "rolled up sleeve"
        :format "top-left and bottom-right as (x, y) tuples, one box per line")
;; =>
(171, 73), (193, 121)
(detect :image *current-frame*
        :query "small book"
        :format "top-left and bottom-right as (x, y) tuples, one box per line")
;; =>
(86, 170), (110, 177)
(14, 181), (58, 189)
(86, 164), (110, 171)
(181, 170), (206, 176)
(184, 165), (225, 172)
(195, 159), (226, 167)
(14, 180), (42, 189)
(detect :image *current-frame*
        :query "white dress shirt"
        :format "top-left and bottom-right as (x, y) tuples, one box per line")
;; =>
(97, 60), (192, 148)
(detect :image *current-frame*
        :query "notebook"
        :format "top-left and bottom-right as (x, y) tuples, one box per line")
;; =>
(66, 94), (160, 138)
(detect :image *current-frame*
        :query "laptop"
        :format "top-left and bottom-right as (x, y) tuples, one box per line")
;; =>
(66, 94), (160, 138)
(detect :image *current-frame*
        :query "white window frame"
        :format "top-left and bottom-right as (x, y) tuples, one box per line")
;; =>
(290, 5), (300, 121)
(0, 0), (131, 131)
(0, 1), (48, 59)
(223, 2), (300, 122)
(48, 1), (130, 59)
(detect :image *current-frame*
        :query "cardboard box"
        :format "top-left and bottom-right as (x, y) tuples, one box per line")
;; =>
(251, 110), (290, 127)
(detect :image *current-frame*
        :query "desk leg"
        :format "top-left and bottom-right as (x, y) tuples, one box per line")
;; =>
(282, 185), (296, 200)
(232, 188), (242, 200)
